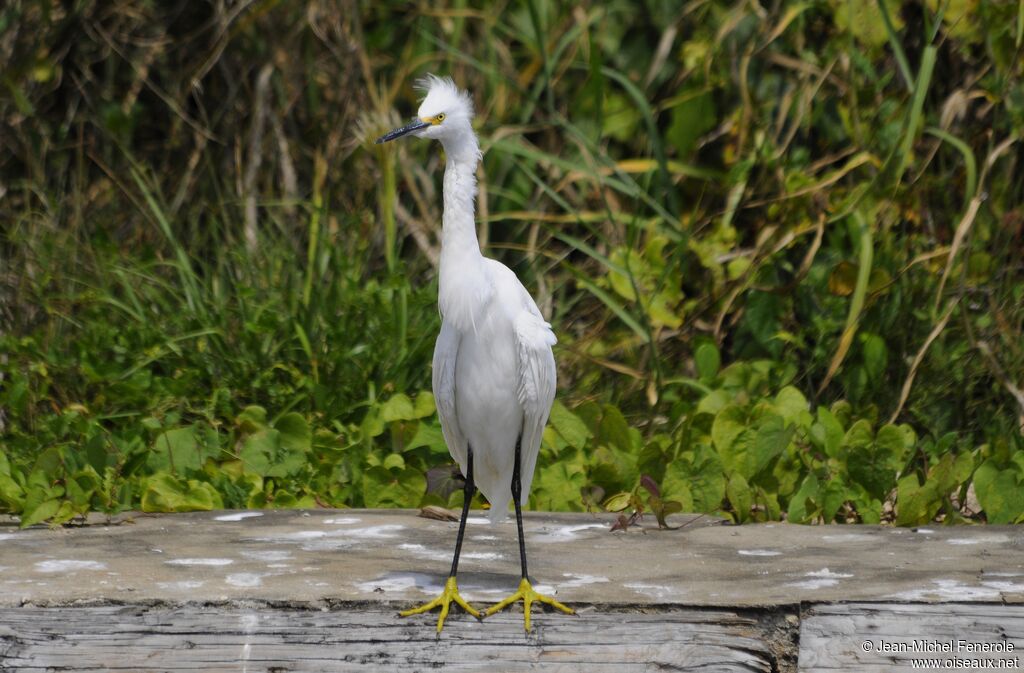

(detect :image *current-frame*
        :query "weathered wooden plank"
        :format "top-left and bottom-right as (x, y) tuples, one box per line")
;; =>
(0, 605), (774, 672)
(799, 603), (1024, 672)
(3, 510), (1023, 609)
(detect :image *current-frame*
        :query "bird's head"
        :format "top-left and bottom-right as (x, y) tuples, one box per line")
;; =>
(376, 75), (474, 145)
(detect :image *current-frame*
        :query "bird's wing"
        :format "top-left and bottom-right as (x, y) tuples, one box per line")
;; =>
(432, 320), (468, 471)
(513, 307), (557, 501)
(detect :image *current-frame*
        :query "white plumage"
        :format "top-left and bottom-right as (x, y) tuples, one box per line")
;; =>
(380, 75), (572, 634)
(412, 76), (556, 523)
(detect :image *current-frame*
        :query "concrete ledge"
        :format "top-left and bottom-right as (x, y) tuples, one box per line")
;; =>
(1, 509), (1023, 671)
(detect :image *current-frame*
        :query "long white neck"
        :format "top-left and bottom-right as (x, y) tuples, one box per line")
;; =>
(438, 128), (491, 331)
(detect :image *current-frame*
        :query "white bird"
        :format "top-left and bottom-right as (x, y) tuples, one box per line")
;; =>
(376, 75), (572, 632)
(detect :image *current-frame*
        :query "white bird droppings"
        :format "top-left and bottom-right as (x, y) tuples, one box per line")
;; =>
(560, 573), (610, 588)
(322, 517), (362, 525)
(533, 523), (606, 543)
(157, 580), (205, 591)
(785, 578), (840, 590)
(889, 579), (1002, 602)
(226, 573), (263, 588)
(34, 560), (107, 573)
(738, 549), (781, 557)
(214, 512), (264, 522)
(241, 550), (293, 562)
(806, 568), (854, 579)
(624, 582), (684, 600)
(947, 535), (1011, 546)
(821, 534), (874, 542)
(165, 558), (234, 566)
(356, 572), (444, 595)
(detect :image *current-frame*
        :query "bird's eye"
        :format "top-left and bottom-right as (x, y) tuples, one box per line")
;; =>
(436, 113), (446, 122)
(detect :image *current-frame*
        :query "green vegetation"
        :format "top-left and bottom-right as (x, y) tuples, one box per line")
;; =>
(2, 1), (1023, 528)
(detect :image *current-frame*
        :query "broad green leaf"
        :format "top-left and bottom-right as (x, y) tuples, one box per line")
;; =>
(973, 460), (1024, 524)
(237, 405), (268, 433)
(140, 473), (222, 512)
(0, 471), (25, 511)
(726, 473), (752, 523)
(774, 386), (811, 429)
(379, 393), (416, 422)
(874, 424), (911, 470)
(667, 89), (715, 156)
(696, 389), (730, 416)
(711, 404), (747, 458)
(810, 407), (845, 457)
(531, 460), (587, 511)
(660, 461), (694, 512)
(549, 400), (592, 450)
(20, 497), (62, 528)
(862, 333), (888, 380)
(413, 392), (436, 418)
(240, 429), (279, 476)
(383, 453), (406, 471)
(843, 419), (874, 448)
(598, 404), (633, 453)
(148, 424), (219, 473)
(787, 472), (819, 523)
(275, 413), (311, 452)
(361, 466), (426, 508)
(602, 491), (633, 512)
(406, 423), (449, 454)
(694, 343), (721, 381)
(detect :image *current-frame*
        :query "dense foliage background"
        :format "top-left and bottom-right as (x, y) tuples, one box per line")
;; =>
(2, 0), (1023, 528)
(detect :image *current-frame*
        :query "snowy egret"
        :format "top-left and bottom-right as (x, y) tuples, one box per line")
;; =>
(376, 75), (573, 633)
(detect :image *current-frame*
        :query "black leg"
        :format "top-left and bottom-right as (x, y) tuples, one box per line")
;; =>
(511, 435), (529, 580)
(448, 445), (475, 578)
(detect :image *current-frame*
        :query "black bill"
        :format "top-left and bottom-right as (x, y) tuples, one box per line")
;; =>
(376, 119), (430, 144)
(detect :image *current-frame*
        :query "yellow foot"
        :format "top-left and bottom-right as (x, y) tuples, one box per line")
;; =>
(484, 577), (575, 632)
(399, 576), (481, 633)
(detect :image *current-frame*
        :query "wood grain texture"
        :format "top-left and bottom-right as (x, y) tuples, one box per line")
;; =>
(799, 603), (1024, 672)
(0, 605), (775, 672)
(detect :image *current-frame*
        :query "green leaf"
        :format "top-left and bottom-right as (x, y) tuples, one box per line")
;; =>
(810, 407), (845, 458)
(531, 459), (587, 511)
(406, 423), (449, 454)
(361, 465), (426, 508)
(726, 474), (752, 523)
(602, 491), (633, 512)
(598, 404), (633, 453)
(667, 89), (716, 156)
(712, 405), (747, 458)
(237, 405), (269, 433)
(383, 453), (406, 471)
(820, 479), (848, 523)
(275, 413), (311, 452)
(787, 472), (819, 523)
(20, 497), (62, 528)
(240, 429), (279, 476)
(694, 343), (721, 381)
(148, 424), (219, 473)
(413, 392), (436, 418)
(141, 473), (223, 512)
(696, 389), (730, 416)
(549, 400), (592, 450)
(973, 459), (1024, 524)
(379, 393), (416, 422)
(774, 387), (811, 429)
